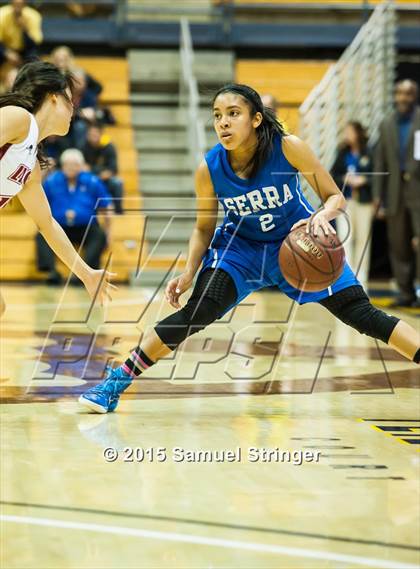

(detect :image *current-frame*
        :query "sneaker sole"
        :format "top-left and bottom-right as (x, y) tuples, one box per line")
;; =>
(78, 395), (108, 414)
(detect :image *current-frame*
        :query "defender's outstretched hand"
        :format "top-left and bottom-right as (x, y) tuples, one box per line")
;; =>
(82, 269), (118, 306)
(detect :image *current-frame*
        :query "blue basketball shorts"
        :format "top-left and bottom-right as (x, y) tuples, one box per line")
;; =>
(199, 225), (360, 317)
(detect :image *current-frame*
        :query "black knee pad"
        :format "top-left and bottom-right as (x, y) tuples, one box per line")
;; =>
(188, 268), (237, 307)
(320, 286), (400, 344)
(155, 269), (237, 350)
(154, 296), (222, 350)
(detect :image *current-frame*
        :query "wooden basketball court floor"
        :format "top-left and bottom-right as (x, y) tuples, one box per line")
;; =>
(1, 282), (419, 569)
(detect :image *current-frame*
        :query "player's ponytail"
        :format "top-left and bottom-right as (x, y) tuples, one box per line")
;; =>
(0, 60), (74, 113)
(212, 83), (286, 179)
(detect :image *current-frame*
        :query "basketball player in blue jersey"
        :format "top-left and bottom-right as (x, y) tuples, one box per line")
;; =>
(80, 84), (420, 413)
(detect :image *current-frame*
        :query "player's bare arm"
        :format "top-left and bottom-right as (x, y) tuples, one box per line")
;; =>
(165, 160), (218, 309)
(18, 163), (117, 305)
(283, 135), (346, 236)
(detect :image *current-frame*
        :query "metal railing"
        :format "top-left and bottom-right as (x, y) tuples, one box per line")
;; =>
(179, 18), (206, 171)
(299, 0), (396, 176)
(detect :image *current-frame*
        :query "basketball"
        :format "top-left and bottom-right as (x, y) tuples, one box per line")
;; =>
(279, 226), (345, 292)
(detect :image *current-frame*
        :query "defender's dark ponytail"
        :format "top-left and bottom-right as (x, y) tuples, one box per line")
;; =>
(212, 83), (286, 179)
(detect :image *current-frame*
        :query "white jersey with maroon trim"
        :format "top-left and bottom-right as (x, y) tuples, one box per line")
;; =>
(0, 112), (39, 209)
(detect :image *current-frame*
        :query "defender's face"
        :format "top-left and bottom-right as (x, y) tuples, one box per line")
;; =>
(54, 88), (74, 136)
(213, 93), (261, 150)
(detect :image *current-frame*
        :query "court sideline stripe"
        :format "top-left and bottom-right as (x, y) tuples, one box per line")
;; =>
(1, 514), (418, 569)
(1, 500), (418, 552)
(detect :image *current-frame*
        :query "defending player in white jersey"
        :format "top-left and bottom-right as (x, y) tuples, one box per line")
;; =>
(0, 61), (116, 316)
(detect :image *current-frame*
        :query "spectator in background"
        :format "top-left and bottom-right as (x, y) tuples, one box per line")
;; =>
(0, 66), (18, 94)
(36, 149), (112, 285)
(50, 47), (113, 149)
(66, 2), (98, 18)
(68, 68), (114, 148)
(68, 68), (100, 148)
(331, 121), (374, 284)
(261, 94), (279, 114)
(0, 0), (42, 66)
(374, 79), (420, 308)
(261, 93), (289, 132)
(43, 135), (70, 170)
(82, 123), (124, 214)
(51, 45), (102, 98)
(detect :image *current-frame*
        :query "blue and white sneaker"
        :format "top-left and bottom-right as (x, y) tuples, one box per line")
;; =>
(79, 366), (133, 413)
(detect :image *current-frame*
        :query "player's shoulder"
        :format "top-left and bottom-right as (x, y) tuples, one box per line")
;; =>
(281, 134), (304, 153)
(281, 134), (312, 165)
(205, 142), (224, 164)
(0, 106), (32, 144)
(0, 105), (31, 122)
(195, 159), (216, 195)
(195, 159), (211, 181)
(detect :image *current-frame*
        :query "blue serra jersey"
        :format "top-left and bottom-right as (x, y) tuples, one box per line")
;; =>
(205, 134), (315, 242)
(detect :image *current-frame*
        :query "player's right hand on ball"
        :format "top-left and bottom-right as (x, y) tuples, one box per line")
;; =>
(165, 271), (194, 309)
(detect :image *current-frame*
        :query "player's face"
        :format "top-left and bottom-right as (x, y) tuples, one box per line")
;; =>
(53, 88), (74, 136)
(213, 93), (261, 150)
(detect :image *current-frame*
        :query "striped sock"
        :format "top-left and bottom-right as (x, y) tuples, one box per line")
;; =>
(121, 348), (155, 378)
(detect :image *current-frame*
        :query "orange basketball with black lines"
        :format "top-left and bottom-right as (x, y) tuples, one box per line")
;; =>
(279, 226), (345, 292)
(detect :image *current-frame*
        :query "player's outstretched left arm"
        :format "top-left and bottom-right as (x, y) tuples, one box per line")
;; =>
(283, 135), (347, 236)
(18, 163), (117, 305)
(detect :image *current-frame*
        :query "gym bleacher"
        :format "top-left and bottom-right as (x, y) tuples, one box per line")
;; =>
(236, 60), (332, 133)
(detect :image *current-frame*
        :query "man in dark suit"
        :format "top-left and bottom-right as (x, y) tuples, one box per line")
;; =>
(374, 80), (420, 308)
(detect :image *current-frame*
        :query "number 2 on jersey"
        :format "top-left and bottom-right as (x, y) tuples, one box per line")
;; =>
(259, 213), (275, 232)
